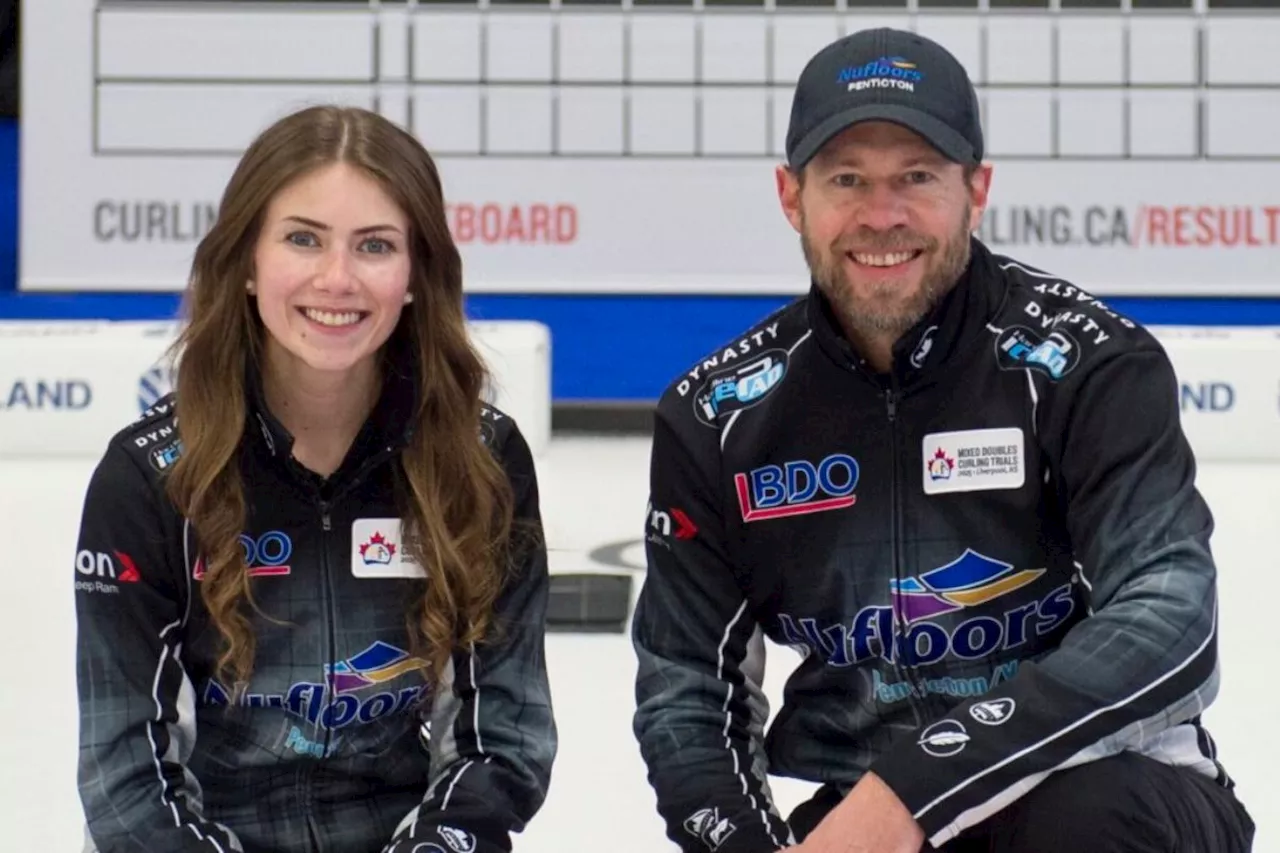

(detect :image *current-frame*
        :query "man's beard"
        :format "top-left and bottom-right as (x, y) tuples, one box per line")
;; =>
(801, 203), (973, 340)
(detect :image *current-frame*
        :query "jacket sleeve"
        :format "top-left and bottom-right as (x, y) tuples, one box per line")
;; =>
(384, 423), (557, 853)
(75, 443), (244, 852)
(870, 343), (1222, 847)
(632, 402), (793, 853)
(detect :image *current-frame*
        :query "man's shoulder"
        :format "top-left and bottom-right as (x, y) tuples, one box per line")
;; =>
(988, 252), (1163, 382)
(655, 295), (811, 429)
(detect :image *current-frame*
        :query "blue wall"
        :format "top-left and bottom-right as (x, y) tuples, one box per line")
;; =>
(2, 117), (1278, 402)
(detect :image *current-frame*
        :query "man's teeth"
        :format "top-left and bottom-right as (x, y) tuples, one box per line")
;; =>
(852, 251), (917, 267)
(304, 308), (362, 327)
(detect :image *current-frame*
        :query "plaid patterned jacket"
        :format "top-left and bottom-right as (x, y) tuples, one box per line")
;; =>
(74, 373), (555, 853)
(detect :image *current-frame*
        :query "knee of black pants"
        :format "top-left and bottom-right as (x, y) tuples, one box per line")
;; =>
(985, 754), (1178, 853)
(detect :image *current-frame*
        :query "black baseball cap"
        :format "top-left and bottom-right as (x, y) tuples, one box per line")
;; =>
(785, 28), (983, 170)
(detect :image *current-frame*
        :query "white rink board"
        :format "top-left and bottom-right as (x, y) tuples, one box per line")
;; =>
(19, 0), (1280, 295)
(0, 319), (1275, 464)
(1152, 326), (1280, 463)
(0, 320), (552, 460)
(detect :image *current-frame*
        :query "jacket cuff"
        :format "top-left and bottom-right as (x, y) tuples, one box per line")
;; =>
(678, 812), (791, 853)
(868, 736), (957, 840)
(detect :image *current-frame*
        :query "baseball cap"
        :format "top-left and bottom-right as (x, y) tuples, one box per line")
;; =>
(785, 28), (983, 170)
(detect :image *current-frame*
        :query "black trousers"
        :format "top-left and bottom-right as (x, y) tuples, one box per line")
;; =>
(788, 752), (1256, 852)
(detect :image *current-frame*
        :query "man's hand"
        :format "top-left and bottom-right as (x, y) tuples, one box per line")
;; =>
(788, 771), (925, 853)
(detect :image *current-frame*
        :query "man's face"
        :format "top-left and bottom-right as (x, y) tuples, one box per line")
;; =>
(777, 122), (992, 340)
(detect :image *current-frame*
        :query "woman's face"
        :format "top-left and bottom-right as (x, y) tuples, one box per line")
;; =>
(251, 162), (413, 380)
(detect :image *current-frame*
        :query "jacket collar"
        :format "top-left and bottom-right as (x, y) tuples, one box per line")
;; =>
(245, 325), (420, 474)
(807, 236), (1006, 388)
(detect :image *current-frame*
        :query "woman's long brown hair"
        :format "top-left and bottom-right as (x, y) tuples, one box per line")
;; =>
(164, 105), (514, 689)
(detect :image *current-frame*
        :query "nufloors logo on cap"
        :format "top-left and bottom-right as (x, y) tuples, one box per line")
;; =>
(838, 56), (923, 93)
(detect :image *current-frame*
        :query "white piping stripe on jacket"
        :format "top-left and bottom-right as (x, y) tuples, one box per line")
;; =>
(716, 599), (784, 848)
(148, 620), (228, 851)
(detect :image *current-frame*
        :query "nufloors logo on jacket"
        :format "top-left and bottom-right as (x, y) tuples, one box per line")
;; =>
(890, 548), (1044, 623)
(203, 640), (430, 731)
(777, 549), (1076, 670)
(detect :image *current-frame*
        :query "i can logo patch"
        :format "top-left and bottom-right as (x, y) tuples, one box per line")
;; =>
(923, 427), (1025, 495)
(351, 519), (425, 579)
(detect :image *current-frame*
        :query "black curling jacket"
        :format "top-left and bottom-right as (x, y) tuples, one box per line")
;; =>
(74, 348), (555, 853)
(633, 238), (1233, 851)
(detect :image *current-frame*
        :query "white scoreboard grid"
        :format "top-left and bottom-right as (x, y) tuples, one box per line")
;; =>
(90, 0), (1280, 163)
(20, 0), (1280, 295)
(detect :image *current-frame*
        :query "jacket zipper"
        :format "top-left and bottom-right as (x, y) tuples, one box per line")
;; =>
(300, 762), (322, 852)
(281, 443), (397, 852)
(310, 501), (334, 853)
(885, 384), (928, 723)
(311, 446), (396, 759)
(307, 815), (324, 852)
(319, 501), (335, 755)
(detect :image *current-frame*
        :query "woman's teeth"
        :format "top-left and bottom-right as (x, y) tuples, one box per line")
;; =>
(304, 308), (362, 327)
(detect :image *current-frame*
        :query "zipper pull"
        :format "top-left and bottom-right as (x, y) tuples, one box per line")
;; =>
(885, 390), (898, 421)
(320, 503), (331, 532)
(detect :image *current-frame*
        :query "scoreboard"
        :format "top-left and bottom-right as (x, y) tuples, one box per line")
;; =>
(20, 0), (1280, 294)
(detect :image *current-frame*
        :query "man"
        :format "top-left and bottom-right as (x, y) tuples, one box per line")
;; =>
(631, 27), (1255, 853)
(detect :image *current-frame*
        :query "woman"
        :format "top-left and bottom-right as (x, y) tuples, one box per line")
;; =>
(72, 105), (556, 853)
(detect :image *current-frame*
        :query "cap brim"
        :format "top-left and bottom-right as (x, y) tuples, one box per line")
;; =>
(789, 103), (978, 170)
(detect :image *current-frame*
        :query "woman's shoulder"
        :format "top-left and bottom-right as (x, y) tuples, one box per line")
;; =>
(478, 403), (537, 483)
(97, 391), (184, 483)
(479, 403), (525, 454)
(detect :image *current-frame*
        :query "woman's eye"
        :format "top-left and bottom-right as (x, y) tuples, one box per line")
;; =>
(286, 231), (318, 248)
(362, 237), (396, 254)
